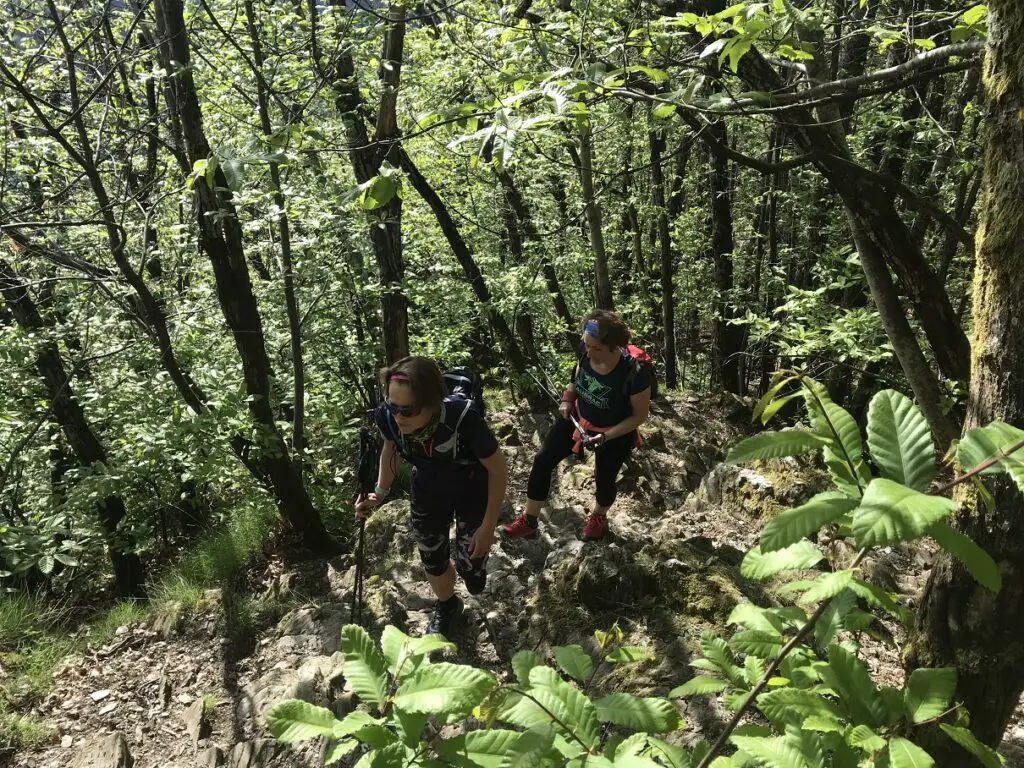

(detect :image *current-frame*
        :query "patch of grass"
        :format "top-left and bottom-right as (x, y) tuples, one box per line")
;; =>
(90, 600), (150, 645)
(0, 592), (65, 651)
(149, 502), (276, 611)
(0, 712), (57, 752)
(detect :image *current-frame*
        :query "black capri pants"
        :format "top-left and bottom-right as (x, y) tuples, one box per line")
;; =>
(526, 417), (635, 508)
(410, 463), (489, 594)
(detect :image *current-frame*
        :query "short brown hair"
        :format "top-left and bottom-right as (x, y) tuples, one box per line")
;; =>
(582, 309), (631, 349)
(379, 356), (447, 412)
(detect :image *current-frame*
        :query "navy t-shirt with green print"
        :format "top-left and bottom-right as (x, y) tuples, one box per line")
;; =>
(573, 350), (652, 428)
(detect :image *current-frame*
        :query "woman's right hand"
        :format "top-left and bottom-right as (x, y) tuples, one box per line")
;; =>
(558, 401), (572, 420)
(355, 493), (382, 519)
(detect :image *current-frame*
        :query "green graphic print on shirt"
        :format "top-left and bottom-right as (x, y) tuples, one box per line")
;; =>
(575, 367), (613, 410)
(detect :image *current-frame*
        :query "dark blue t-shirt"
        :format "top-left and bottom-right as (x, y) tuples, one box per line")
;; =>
(373, 399), (498, 469)
(573, 351), (652, 428)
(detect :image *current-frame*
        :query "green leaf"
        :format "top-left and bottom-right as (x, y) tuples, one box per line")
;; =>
(669, 676), (728, 698)
(700, 635), (747, 686)
(741, 541), (823, 580)
(847, 578), (912, 624)
(802, 380), (869, 496)
(929, 524), (999, 593)
(761, 492), (859, 552)
(648, 737), (693, 768)
(888, 737), (934, 768)
(958, 421), (1024, 493)
(867, 391), (935, 492)
(652, 103), (677, 119)
(360, 175), (400, 210)
(760, 393), (803, 425)
(369, 742), (407, 768)
(394, 663), (496, 715)
(392, 707), (428, 747)
(730, 630), (783, 659)
(554, 645), (593, 682)
(813, 590), (857, 651)
(938, 725), (1003, 768)
(37, 554), (54, 575)
(594, 692), (681, 733)
(340, 625), (390, 708)
(753, 374), (799, 423)
(265, 700), (337, 742)
(528, 666), (601, 747)
(961, 4), (988, 26)
(727, 431), (827, 464)
(823, 644), (882, 727)
(325, 740), (359, 765)
(729, 734), (814, 768)
(757, 688), (839, 730)
(605, 646), (655, 663)
(852, 478), (955, 548)
(438, 730), (524, 768)
(512, 650), (542, 687)
(333, 710), (385, 737)
(904, 668), (956, 723)
(846, 725), (885, 753)
(501, 724), (557, 768)
(727, 603), (785, 636)
(799, 571), (855, 606)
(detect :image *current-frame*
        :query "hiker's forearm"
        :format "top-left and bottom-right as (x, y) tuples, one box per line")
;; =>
(603, 415), (643, 441)
(481, 451), (507, 524)
(376, 441), (399, 491)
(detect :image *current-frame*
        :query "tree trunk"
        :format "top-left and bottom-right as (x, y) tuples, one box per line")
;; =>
(395, 146), (527, 372)
(579, 126), (613, 309)
(371, 2), (409, 363)
(707, 121), (743, 395)
(736, 49), (972, 384)
(155, 0), (337, 554)
(649, 119), (680, 390)
(911, 4), (1024, 758)
(244, 0), (306, 466)
(495, 168), (576, 340)
(0, 258), (145, 597)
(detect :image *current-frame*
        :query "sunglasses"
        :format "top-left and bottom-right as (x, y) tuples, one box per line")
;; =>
(385, 400), (420, 418)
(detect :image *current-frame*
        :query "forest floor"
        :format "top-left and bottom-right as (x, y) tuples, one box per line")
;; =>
(4, 390), (1024, 767)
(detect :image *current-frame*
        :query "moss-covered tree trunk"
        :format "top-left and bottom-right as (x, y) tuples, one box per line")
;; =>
(911, 2), (1024, 756)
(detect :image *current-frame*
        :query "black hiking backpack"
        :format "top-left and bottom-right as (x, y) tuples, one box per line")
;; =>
(382, 365), (487, 465)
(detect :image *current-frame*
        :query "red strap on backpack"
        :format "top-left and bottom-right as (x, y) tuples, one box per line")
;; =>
(625, 344), (652, 365)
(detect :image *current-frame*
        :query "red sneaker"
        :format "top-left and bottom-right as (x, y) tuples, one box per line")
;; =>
(500, 513), (539, 539)
(581, 513), (608, 541)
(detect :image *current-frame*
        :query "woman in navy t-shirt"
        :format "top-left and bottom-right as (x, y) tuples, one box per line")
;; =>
(355, 356), (507, 636)
(501, 310), (652, 541)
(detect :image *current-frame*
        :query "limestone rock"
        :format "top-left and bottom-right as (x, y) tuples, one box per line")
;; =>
(227, 740), (280, 768)
(199, 746), (224, 767)
(182, 698), (210, 747)
(235, 653), (345, 728)
(70, 732), (132, 768)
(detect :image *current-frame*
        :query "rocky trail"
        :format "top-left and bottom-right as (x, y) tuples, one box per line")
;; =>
(7, 392), (1024, 768)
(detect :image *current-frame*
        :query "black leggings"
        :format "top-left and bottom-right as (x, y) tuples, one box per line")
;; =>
(526, 417), (635, 508)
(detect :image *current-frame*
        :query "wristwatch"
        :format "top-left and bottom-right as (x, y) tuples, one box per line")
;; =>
(374, 484), (391, 499)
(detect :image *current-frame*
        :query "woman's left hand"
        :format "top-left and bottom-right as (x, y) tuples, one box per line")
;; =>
(468, 524), (496, 560)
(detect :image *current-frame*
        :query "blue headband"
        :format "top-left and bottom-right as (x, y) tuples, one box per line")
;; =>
(584, 320), (600, 338)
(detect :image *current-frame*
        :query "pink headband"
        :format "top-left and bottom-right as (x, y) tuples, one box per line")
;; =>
(388, 372), (410, 381)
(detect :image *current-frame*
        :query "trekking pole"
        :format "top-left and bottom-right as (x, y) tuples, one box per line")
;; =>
(351, 426), (378, 625)
(524, 366), (599, 451)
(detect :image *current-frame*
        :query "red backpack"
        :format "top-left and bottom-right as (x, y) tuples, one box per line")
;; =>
(623, 344), (657, 397)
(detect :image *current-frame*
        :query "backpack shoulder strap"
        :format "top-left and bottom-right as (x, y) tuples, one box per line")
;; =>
(431, 398), (473, 457)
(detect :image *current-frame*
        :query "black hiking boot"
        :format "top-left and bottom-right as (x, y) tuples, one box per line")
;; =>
(426, 595), (464, 637)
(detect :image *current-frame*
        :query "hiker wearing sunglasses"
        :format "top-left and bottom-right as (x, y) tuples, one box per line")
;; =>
(355, 356), (507, 636)
(501, 310), (652, 542)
